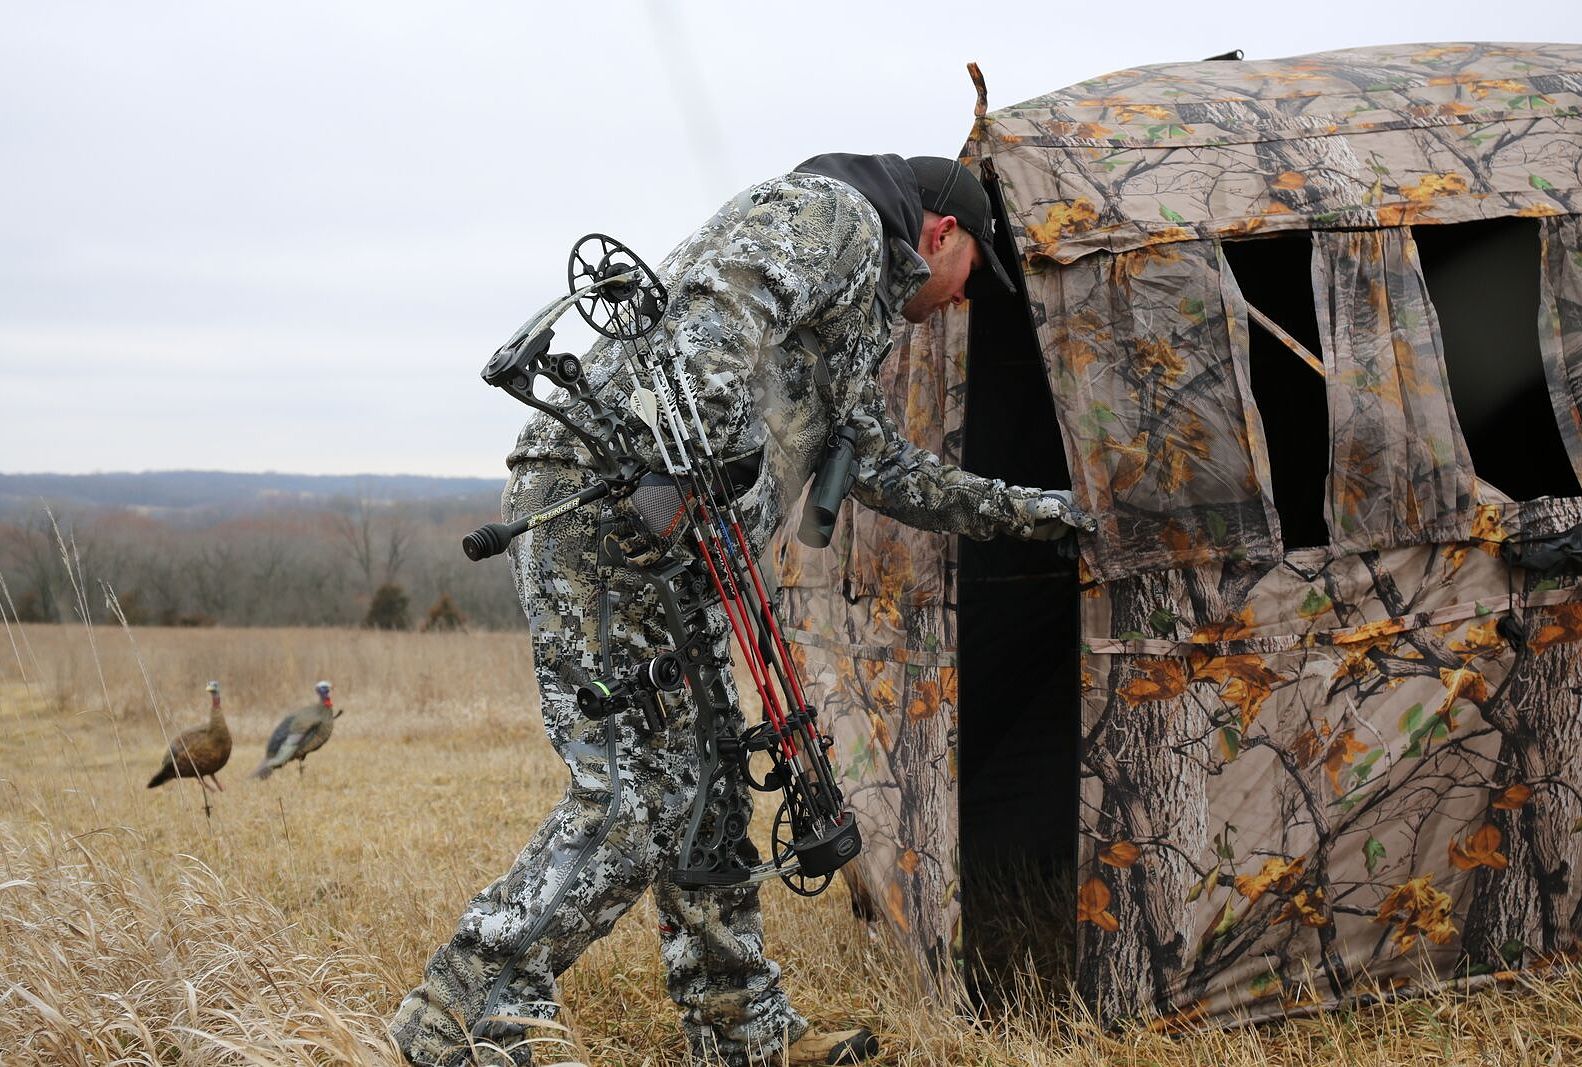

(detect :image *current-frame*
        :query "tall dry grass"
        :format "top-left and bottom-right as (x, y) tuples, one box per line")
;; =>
(5, 618), (1582, 1065)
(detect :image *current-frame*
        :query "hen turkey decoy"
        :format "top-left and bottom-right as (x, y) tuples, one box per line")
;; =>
(147, 680), (232, 813)
(251, 681), (340, 779)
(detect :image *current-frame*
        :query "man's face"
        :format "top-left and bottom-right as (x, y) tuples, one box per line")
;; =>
(901, 221), (982, 324)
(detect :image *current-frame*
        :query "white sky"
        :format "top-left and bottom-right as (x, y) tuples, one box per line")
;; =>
(4, 2), (1578, 478)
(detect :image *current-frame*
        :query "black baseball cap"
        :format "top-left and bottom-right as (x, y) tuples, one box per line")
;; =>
(906, 156), (1017, 293)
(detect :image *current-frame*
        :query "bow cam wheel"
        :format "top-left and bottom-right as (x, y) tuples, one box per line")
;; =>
(773, 800), (832, 897)
(568, 234), (667, 340)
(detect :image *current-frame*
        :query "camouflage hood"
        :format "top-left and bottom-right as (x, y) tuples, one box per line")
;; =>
(793, 153), (922, 248)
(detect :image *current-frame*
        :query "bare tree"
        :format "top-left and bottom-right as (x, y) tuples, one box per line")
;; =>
(327, 486), (410, 599)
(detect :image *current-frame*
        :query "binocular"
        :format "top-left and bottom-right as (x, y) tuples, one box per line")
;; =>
(798, 423), (860, 549)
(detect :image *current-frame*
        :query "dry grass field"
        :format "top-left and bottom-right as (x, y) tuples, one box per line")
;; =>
(5, 619), (1582, 1065)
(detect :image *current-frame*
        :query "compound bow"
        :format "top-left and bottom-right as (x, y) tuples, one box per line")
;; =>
(464, 234), (860, 896)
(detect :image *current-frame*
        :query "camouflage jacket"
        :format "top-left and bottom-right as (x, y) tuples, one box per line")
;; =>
(505, 171), (1043, 545)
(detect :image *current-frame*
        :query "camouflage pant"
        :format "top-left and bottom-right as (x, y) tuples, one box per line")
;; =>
(390, 464), (807, 1066)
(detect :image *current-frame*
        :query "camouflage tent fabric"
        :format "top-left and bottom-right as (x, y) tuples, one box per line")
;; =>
(985, 41), (1582, 264)
(1541, 215), (1582, 481)
(1311, 227), (1474, 551)
(1032, 238), (1281, 578)
(778, 42), (1582, 1024)
(1079, 499), (1582, 1022)
(1001, 41), (1582, 578)
(780, 307), (969, 970)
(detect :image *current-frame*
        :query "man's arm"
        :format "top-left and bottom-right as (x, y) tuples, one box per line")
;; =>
(848, 376), (1056, 541)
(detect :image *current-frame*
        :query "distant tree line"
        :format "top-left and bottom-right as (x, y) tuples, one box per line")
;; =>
(0, 494), (526, 631)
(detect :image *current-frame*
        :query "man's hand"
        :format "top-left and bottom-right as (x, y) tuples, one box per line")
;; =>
(1018, 489), (1096, 542)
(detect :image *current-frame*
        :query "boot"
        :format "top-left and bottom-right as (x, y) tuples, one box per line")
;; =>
(778, 1025), (879, 1065)
(462, 1016), (540, 1066)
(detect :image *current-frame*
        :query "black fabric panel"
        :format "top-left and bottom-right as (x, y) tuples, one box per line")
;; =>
(1222, 234), (1330, 549)
(958, 170), (1079, 993)
(1414, 218), (1580, 502)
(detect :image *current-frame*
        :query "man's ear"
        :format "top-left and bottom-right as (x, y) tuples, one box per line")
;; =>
(918, 213), (958, 255)
(933, 214), (958, 252)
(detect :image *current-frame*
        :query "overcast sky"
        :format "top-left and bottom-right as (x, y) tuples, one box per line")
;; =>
(4, 2), (1578, 478)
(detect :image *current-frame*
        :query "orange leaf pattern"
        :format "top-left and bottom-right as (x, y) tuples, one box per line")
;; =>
(1273, 889), (1329, 928)
(1436, 667), (1489, 714)
(1187, 651), (1284, 730)
(1234, 856), (1306, 903)
(1118, 657), (1189, 705)
(1492, 784), (1533, 810)
(1078, 877), (1120, 933)
(1530, 602), (1582, 654)
(1375, 875), (1458, 951)
(1324, 730), (1371, 793)
(1448, 824), (1509, 871)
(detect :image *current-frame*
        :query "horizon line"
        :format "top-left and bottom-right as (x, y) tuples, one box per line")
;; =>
(0, 468), (504, 480)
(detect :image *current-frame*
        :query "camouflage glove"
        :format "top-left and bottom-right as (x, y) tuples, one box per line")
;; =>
(1017, 489), (1096, 541)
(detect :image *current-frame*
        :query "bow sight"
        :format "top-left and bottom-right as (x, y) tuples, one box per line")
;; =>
(463, 234), (861, 897)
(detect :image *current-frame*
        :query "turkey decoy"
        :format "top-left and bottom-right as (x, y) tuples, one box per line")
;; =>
(147, 680), (232, 814)
(251, 681), (340, 779)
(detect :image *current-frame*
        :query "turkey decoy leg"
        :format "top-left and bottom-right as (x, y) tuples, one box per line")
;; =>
(210, 774), (224, 791)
